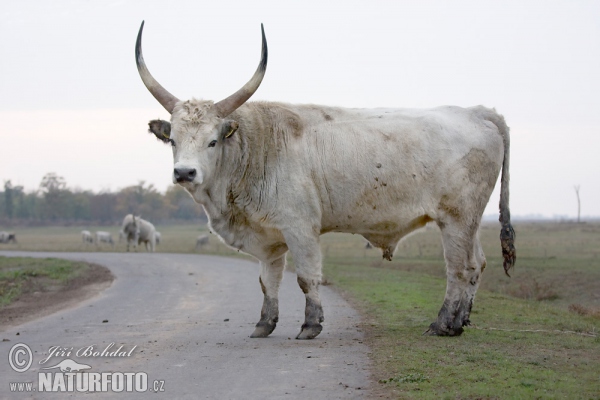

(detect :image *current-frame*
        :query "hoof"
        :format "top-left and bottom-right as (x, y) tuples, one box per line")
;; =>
(296, 323), (322, 340)
(423, 322), (464, 337)
(250, 321), (276, 338)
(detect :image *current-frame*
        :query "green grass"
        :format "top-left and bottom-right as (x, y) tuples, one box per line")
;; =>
(324, 261), (599, 399)
(0, 257), (89, 307)
(320, 222), (600, 399)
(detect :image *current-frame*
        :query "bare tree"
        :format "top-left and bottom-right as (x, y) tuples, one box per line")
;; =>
(574, 185), (581, 223)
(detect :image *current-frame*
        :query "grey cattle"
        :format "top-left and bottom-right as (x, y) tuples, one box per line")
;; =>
(135, 22), (515, 339)
(121, 214), (156, 252)
(95, 231), (114, 246)
(0, 232), (17, 244)
(81, 230), (94, 244)
(196, 234), (209, 250)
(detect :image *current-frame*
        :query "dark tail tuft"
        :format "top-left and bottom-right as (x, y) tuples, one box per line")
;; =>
(500, 222), (516, 276)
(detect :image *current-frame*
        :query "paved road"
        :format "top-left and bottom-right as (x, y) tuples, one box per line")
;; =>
(0, 252), (371, 399)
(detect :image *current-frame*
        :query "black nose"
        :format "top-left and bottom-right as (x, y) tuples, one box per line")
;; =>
(174, 168), (197, 183)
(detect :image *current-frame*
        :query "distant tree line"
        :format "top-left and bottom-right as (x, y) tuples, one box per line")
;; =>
(0, 173), (206, 226)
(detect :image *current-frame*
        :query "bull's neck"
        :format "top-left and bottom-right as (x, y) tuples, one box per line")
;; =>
(192, 131), (256, 239)
(192, 104), (275, 239)
(194, 179), (231, 219)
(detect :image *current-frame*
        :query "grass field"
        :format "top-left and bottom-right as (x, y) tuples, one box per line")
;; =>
(0, 224), (233, 255)
(0, 257), (91, 307)
(1, 221), (599, 398)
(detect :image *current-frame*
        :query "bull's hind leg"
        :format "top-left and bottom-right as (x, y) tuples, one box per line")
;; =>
(283, 230), (324, 340)
(427, 223), (485, 336)
(250, 255), (286, 338)
(464, 237), (486, 325)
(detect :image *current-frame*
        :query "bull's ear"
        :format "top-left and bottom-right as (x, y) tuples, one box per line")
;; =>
(221, 120), (239, 139)
(148, 119), (171, 143)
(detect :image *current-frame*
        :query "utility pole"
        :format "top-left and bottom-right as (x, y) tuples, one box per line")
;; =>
(574, 185), (581, 223)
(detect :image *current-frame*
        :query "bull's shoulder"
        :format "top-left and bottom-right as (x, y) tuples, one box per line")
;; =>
(236, 102), (305, 139)
(141, 219), (155, 229)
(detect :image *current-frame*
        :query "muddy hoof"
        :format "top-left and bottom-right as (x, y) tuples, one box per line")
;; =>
(296, 323), (322, 340)
(250, 321), (276, 338)
(423, 322), (464, 337)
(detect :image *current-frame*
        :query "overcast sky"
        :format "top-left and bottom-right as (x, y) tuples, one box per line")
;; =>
(1, 0), (599, 218)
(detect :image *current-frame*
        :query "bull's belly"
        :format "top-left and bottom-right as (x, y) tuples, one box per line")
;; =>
(320, 205), (433, 250)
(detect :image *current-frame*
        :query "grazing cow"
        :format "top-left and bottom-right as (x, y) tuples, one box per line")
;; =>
(81, 230), (94, 244)
(0, 232), (17, 244)
(196, 234), (209, 250)
(121, 214), (156, 252)
(135, 22), (515, 339)
(155, 231), (161, 245)
(95, 231), (114, 246)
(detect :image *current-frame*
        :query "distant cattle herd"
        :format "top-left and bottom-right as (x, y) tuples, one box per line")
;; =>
(1, 215), (210, 252)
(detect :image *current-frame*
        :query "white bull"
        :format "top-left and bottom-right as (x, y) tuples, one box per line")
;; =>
(121, 214), (156, 252)
(0, 231), (17, 244)
(95, 231), (114, 246)
(135, 22), (515, 339)
(81, 230), (93, 244)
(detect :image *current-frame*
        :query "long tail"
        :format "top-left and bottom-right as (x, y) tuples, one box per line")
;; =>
(486, 110), (516, 276)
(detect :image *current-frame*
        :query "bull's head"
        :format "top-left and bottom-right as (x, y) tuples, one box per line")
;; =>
(123, 214), (140, 235)
(135, 21), (267, 192)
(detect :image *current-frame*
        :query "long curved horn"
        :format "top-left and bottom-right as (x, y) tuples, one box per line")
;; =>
(135, 21), (180, 114)
(213, 24), (268, 118)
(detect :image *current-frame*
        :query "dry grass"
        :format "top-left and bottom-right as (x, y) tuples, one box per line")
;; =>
(507, 278), (560, 301)
(569, 303), (600, 319)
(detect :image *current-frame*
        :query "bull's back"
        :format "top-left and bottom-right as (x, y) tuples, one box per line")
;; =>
(139, 220), (156, 241)
(294, 105), (504, 232)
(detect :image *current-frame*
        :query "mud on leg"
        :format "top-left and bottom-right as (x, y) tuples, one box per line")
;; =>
(283, 230), (325, 340)
(250, 255), (286, 338)
(426, 225), (485, 336)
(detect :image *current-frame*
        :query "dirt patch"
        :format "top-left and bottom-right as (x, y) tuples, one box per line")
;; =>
(0, 263), (113, 330)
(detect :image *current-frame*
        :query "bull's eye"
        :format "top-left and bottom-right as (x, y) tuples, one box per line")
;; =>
(168, 139), (176, 147)
(208, 140), (217, 148)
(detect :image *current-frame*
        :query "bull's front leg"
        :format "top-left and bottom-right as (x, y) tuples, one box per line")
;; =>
(283, 230), (324, 340)
(250, 256), (285, 338)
